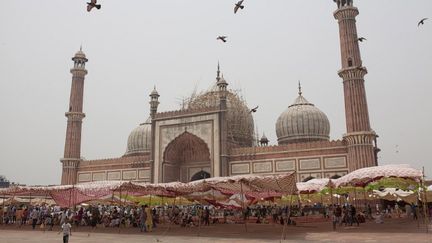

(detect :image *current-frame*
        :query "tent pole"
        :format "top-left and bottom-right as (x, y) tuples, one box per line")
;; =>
(119, 187), (122, 206)
(68, 185), (72, 209)
(330, 187), (334, 205)
(119, 186), (122, 233)
(240, 182), (247, 232)
(161, 196), (165, 224)
(11, 189), (17, 210)
(281, 193), (293, 241)
(354, 187), (357, 208)
(421, 167), (429, 232)
(73, 184), (76, 209)
(124, 190), (129, 206)
(363, 189), (366, 213)
(2, 193), (5, 220)
(167, 197), (177, 232)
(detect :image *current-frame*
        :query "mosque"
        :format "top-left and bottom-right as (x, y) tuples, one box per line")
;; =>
(61, 1), (380, 185)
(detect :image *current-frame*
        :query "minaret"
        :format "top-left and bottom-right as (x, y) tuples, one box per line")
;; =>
(149, 86), (159, 183)
(216, 63), (229, 176)
(333, 0), (378, 171)
(60, 48), (88, 185)
(149, 86), (160, 118)
(259, 133), (269, 147)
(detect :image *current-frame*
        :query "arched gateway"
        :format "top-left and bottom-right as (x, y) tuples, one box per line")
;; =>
(162, 132), (211, 182)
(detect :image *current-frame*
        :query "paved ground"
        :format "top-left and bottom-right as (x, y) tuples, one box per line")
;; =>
(0, 218), (430, 242)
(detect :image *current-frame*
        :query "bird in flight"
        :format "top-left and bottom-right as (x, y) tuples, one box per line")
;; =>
(358, 37), (367, 42)
(418, 18), (428, 27)
(234, 0), (245, 14)
(249, 106), (259, 113)
(217, 36), (228, 43)
(87, 0), (101, 12)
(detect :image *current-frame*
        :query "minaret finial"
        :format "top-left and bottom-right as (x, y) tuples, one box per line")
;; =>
(298, 81), (302, 96)
(216, 62), (221, 82)
(80, 44), (82, 51)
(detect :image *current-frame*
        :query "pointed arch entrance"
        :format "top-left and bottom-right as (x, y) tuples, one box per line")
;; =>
(191, 170), (211, 181)
(162, 132), (211, 182)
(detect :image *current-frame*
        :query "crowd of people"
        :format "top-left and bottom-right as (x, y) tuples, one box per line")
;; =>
(0, 201), (429, 232)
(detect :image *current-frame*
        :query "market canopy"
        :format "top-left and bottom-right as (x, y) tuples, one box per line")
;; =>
(0, 172), (297, 207)
(296, 178), (334, 194)
(334, 164), (423, 188)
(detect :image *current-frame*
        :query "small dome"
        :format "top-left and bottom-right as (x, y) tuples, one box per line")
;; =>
(259, 133), (269, 146)
(276, 91), (330, 144)
(125, 117), (152, 156)
(260, 133), (269, 143)
(150, 86), (159, 97)
(74, 49), (86, 59)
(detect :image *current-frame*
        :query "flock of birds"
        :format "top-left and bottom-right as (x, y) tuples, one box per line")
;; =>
(85, 0), (429, 45)
(84, 0), (430, 114)
(85, 0), (258, 113)
(85, 0), (246, 43)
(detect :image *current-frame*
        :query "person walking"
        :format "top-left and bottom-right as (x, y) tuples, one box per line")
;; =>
(203, 207), (210, 226)
(350, 205), (359, 226)
(366, 204), (372, 220)
(59, 219), (72, 243)
(144, 205), (153, 232)
(20, 208), (28, 227)
(333, 205), (342, 230)
(31, 208), (38, 230)
(139, 206), (147, 232)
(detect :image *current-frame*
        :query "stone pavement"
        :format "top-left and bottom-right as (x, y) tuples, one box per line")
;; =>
(0, 218), (430, 243)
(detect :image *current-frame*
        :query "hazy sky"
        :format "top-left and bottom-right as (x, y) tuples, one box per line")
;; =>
(0, 1), (431, 185)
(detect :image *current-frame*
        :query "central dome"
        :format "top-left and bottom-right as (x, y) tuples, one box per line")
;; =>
(187, 77), (255, 147)
(276, 89), (330, 144)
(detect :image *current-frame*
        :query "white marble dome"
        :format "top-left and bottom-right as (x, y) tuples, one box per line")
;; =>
(125, 117), (152, 155)
(276, 92), (330, 145)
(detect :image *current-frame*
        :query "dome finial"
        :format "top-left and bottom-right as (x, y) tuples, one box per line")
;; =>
(298, 80), (302, 96)
(80, 44), (82, 51)
(150, 85), (159, 97)
(216, 61), (221, 82)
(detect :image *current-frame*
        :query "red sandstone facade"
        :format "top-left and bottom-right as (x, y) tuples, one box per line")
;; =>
(61, 1), (379, 185)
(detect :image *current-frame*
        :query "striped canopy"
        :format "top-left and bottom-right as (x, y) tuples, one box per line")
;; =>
(0, 172), (297, 207)
(334, 164), (422, 187)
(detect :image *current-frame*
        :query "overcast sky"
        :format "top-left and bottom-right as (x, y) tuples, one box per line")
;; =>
(0, 0), (431, 185)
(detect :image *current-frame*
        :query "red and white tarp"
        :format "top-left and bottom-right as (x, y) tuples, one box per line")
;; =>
(334, 164), (422, 187)
(296, 178), (335, 194)
(0, 173), (297, 207)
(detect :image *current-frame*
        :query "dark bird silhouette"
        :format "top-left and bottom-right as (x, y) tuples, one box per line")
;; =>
(217, 36), (228, 43)
(418, 18), (428, 27)
(87, 0), (101, 12)
(234, 0), (245, 14)
(358, 37), (367, 42)
(249, 106), (259, 113)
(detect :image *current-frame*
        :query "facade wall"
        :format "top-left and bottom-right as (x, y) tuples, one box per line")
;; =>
(228, 154), (348, 182)
(229, 140), (349, 182)
(76, 155), (151, 183)
(77, 168), (151, 183)
(153, 110), (220, 183)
